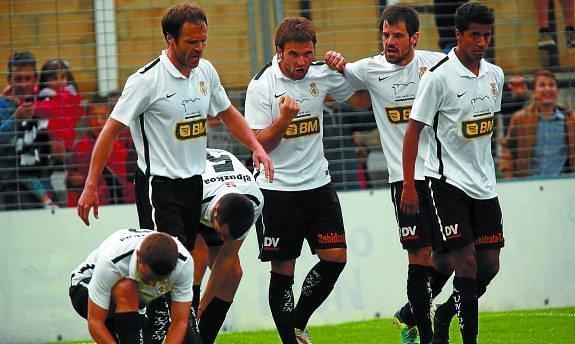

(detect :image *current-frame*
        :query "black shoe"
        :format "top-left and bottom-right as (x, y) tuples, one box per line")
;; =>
(430, 304), (450, 344)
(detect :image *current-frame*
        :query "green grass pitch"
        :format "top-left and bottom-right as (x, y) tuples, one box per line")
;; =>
(51, 307), (575, 344)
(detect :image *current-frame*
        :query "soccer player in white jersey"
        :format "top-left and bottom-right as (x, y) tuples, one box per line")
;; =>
(69, 229), (198, 343)
(325, 5), (453, 344)
(245, 17), (367, 344)
(76, 4), (272, 249)
(147, 149), (262, 344)
(401, 3), (504, 344)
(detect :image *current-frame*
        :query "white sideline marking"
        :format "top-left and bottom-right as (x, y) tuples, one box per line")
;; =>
(486, 312), (575, 318)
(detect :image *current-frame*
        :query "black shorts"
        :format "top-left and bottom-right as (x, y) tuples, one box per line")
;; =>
(135, 169), (203, 250)
(427, 177), (505, 251)
(256, 183), (346, 262)
(391, 180), (435, 250)
(198, 223), (223, 247)
(69, 278), (91, 319)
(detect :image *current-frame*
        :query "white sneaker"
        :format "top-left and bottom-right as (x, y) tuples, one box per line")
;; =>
(295, 327), (313, 344)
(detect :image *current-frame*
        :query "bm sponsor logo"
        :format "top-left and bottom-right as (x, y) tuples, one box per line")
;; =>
(385, 105), (412, 124)
(284, 115), (320, 138)
(462, 115), (493, 139)
(175, 118), (206, 140)
(475, 233), (504, 246)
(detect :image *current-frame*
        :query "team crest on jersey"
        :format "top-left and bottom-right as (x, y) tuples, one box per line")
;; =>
(309, 82), (319, 97)
(175, 118), (206, 140)
(490, 81), (498, 96)
(461, 115), (494, 139)
(418, 67), (427, 79)
(284, 115), (320, 138)
(156, 279), (169, 294)
(199, 80), (208, 96)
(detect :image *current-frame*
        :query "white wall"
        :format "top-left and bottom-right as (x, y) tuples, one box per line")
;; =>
(0, 178), (573, 343)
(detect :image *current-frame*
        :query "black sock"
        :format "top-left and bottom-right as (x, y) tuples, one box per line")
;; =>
(198, 297), (232, 344)
(183, 306), (203, 344)
(430, 269), (450, 297)
(146, 295), (171, 344)
(453, 276), (478, 344)
(539, 27), (551, 33)
(294, 260), (345, 330)
(407, 264), (433, 344)
(111, 311), (145, 344)
(269, 271), (298, 344)
(192, 284), (201, 313)
(398, 302), (416, 326)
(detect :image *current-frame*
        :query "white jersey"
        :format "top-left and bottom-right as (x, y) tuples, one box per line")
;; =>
(344, 50), (446, 183)
(70, 228), (193, 311)
(200, 148), (264, 235)
(245, 56), (354, 191)
(410, 49), (504, 199)
(111, 50), (232, 179)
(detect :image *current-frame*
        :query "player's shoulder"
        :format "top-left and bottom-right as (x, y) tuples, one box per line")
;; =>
(135, 57), (161, 78)
(483, 60), (504, 78)
(252, 61), (273, 82)
(414, 50), (446, 64)
(308, 61), (342, 79)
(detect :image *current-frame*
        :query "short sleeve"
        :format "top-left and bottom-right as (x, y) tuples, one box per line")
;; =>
(410, 71), (442, 126)
(494, 67), (504, 112)
(88, 258), (122, 310)
(244, 79), (272, 130)
(344, 58), (369, 91)
(207, 62), (232, 116)
(110, 73), (151, 126)
(326, 69), (355, 103)
(170, 257), (194, 303)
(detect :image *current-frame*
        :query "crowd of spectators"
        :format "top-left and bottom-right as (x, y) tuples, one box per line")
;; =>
(0, 51), (135, 211)
(1, 1), (573, 210)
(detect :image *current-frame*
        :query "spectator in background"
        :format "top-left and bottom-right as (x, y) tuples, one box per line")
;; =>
(533, 0), (575, 49)
(67, 95), (135, 207)
(434, 0), (468, 54)
(0, 51), (56, 211)
(501, 75), (529, 129)
(36, 59), (83, 162)
(500, 69), (575, 179)
(108, 89), (137, 182)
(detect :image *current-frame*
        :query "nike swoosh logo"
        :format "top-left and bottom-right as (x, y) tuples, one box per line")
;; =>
(166, 92), (177, 98)
(274, 92), (286, 98)
(379, 76), (390, 81)
(457, 91), (467, 98)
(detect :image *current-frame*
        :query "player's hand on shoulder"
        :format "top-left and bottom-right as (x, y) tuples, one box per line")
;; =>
(278, 95), (299, 120)
(324, 51), (347, 73)
(77, 187), (100, 226)
(400, 183), (419, 216)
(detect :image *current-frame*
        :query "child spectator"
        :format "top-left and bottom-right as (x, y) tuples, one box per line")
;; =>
(66, 95), (135, 207)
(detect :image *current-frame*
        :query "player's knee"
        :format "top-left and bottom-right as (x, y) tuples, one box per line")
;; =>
(317, 248), (347, 263)
(112, 279), (139, 310)
(408, 246), (433, 265)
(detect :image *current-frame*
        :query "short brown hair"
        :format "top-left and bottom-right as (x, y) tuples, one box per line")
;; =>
(139, 232), (179, 276)
(161, 3), (207, 42)
(533, 69), (556, 84)
(379, 5), (420, 36)
(275, 17), (316, 50)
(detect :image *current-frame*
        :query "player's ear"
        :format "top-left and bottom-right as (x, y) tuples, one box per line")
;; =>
(275, 46), (282, 60)
(410, 32), (419, 48)
(166, 33), (175, 44)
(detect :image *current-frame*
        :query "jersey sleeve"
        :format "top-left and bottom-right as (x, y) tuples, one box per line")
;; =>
(207, 62), (232, 116)
(110, 73), (151, 126)
(244, 79), (272, 130)
(88, 258), (122, 310)
(344, 58), (369, 90)
(326, 68), (355, 103)
(494, 66), (504, 112)
(409, 71), (442, 126)
(170, 256), (194, 303)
